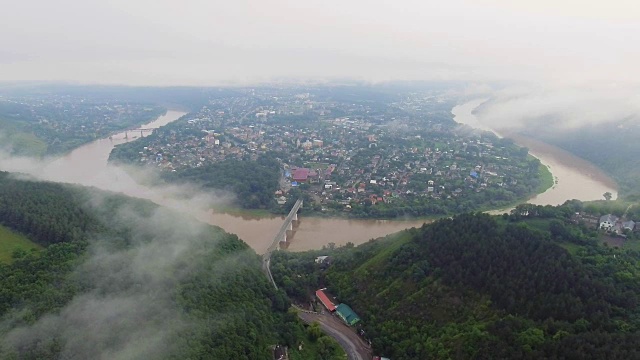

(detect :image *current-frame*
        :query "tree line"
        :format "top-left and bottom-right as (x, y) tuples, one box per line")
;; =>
(272, 204), (640, 359)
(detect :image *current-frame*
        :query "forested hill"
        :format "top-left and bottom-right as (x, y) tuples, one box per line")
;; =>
(0, 171), (341, 359)
(272, 206), (640, 359)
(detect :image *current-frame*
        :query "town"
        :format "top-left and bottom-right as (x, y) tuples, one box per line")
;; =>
(0, 90), (165, 155)
(110, 87), (549, 218)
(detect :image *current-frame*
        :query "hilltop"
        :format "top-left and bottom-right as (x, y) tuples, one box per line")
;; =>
(272, 203), (640, 359)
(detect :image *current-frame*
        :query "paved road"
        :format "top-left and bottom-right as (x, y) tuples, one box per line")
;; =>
(298, 312), (372, 360)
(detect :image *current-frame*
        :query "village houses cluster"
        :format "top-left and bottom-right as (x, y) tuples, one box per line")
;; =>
(116, 88), (543, 213)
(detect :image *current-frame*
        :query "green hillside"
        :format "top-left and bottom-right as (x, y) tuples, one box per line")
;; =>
(0, 171), (343, 359)
(273, 205), (640, 359)
(0, 117), (48, 157)
(0, 225), (42, 264)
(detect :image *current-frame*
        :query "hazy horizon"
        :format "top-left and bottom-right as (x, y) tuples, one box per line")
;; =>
(1, 0), (639, 87)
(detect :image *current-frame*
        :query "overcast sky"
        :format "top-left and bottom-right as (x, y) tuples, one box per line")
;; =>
(1, 0), (639, 86)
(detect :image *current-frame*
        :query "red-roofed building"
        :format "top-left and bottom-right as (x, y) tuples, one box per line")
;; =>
(315, 288), (336, 312)
(292, 168), (311, 182)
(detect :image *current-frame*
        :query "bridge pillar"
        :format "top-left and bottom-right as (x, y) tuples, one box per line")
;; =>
(293, 213), (298, 221)
(287, 222), (293, 231)
(283, 233), (287, 243)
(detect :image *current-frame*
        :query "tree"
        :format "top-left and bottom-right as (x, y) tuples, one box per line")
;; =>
(604, 192), (612, 201)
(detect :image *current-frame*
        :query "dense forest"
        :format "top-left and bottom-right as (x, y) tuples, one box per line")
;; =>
(0, 171), (342, 359)
(160, 154), (282, 209)
(272, 203), (640, 359)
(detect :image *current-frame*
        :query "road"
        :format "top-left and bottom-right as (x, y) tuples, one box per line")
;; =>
(298, 312), (372, 360)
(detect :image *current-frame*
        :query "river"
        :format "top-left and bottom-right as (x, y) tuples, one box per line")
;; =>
(0, 103), (619, 254)
(0, 109), (426, 253)
(452, 99), (618, 208)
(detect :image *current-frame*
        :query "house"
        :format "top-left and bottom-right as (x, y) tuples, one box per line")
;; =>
(315, 255), (331, 264)
(622, 220), (636, 231)
(599, 214), (619, 230)
(315, 289), (336, 312)
(277, 196), (287, 205)
(335, 303), (361, 326)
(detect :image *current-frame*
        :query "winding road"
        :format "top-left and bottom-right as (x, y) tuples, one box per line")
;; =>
(298, 312), (372, 360)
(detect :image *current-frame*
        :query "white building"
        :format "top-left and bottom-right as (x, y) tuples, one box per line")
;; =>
(599, 214), (618, 230)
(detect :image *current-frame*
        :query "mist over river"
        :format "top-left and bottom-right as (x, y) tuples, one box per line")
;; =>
(452, 99), (618, 208)
(0, 102), (619, 253)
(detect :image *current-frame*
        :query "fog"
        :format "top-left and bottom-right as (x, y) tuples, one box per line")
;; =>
(0, 110), (233, 218)
(0, 118), (257, 358)
(2, 1), (638, 132)
(1, 0), (638, 86)
(0, 194), (248, 359)
(2, 1), (638, 356)
(465, 83), (640, 131)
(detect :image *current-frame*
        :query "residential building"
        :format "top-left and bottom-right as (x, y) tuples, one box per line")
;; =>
(622, 220), (636, 231)
(335, 303), (361, 326)
(600, 214), (618, 230)
(315, 289), (336, 312)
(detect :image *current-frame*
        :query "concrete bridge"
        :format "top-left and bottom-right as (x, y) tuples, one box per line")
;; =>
(263, 199), (303, 289)
(123, 128), (154, 138)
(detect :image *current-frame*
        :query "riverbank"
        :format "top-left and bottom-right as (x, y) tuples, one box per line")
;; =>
(506, 132), (618, 204)
(452, 99), (618, 207)
(2, 102), (620, 255)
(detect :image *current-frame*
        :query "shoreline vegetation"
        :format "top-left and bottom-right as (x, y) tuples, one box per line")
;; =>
(210, 161), (555, 221)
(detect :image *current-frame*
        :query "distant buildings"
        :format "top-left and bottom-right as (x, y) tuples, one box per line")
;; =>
(111, 87), (544, 216)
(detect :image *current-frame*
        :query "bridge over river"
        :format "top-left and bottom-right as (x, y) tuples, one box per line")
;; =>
(263, 199), (303, 289)
(122, 128), (154, 139)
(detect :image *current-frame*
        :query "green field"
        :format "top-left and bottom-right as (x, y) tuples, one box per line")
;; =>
(9, 132), (48, 157)
(0, 117), (48, 157)
(0, 225), (42, 263)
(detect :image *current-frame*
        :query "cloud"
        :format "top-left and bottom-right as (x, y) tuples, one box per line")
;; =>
(465, 83), (640, 131)
(1, 0), (638, 85)
(0, 148), (235, 220)
(0, 196), (249, 359)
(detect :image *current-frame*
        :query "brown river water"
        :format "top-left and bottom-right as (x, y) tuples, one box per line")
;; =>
(0, 103), (619, 253)
(452, 99), (618, 212)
